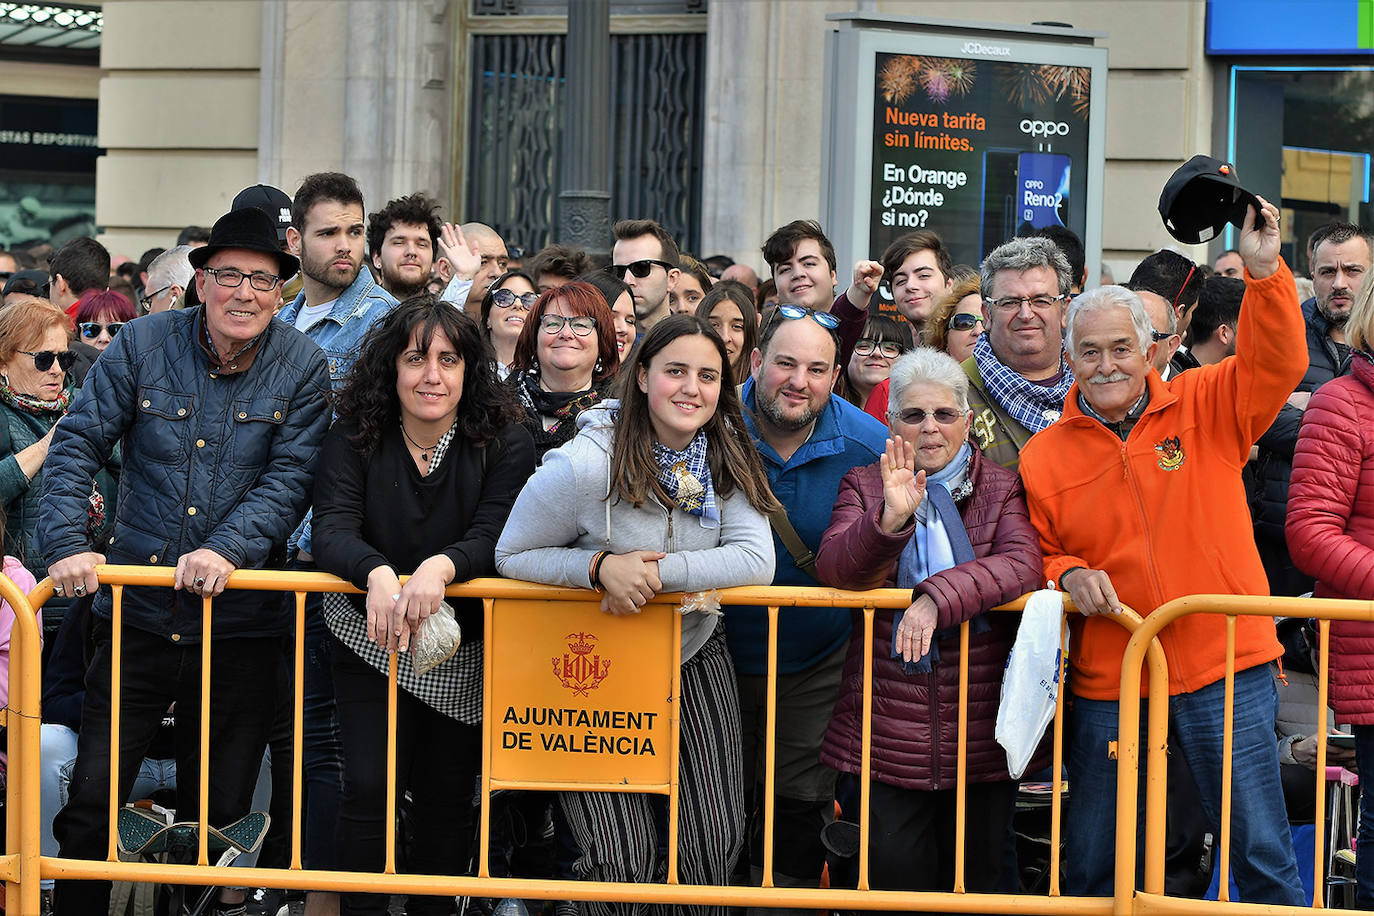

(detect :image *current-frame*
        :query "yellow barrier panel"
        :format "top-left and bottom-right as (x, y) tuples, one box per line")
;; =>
(5, 566), (1164, 915)
(1114, 593), (1374, 916)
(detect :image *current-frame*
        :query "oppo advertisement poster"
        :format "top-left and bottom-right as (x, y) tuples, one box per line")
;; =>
(868, 52), (1092, 267)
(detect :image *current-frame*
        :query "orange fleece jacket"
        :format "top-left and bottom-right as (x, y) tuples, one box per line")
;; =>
(1019, 262), (1307, 700)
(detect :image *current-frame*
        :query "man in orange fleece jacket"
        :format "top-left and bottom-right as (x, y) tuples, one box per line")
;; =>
(1020, 196), (1306, 904)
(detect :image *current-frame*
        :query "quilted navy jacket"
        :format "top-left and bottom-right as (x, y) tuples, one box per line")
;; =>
(814, 447), (1044, 790)
(38, 307), (331, 642)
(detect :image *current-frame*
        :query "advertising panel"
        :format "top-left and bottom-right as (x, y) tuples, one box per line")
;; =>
(822, 15), (1107, 292)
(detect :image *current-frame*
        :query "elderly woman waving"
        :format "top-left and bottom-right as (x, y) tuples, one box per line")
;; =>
(814, 346), (1042, 897)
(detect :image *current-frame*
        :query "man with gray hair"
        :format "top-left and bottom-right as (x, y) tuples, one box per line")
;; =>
(139, 244), (194, 314)
(1019, 197), (1307, 904)
(964, 236), (1074, 469)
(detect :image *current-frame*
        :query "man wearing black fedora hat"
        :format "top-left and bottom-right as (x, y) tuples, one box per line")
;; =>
(38, 206), (332, 915)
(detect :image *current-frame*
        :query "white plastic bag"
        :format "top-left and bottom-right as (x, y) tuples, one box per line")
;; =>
(995, 589), (1068, 779)
(412, 600), (462, 676)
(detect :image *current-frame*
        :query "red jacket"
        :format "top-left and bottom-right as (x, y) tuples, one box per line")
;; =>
(814, 448), (1043, 790)
(1287, 354), (1374, 722)
(1019, 263), (1307, 700)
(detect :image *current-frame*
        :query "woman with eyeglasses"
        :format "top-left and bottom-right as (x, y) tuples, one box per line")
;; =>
(839, 314), (913, 408)
(480, 270), (539, 379)
(0, 298), (117, 638)
(696, 280), (758, 383)
(923, 274), (986, 364)
(73, 288), (136, 353)
(814, 347), (1042, 900)
(510, 281), (620, 462)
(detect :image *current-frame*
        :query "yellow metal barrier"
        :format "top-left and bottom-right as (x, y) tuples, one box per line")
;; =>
(4, 567), (1170, 915)
(1113, 593), (1374, 916)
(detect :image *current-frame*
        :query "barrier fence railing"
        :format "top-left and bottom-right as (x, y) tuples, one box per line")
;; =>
(1113, 593), (1374, 916)
(0, 564), (1277, 916)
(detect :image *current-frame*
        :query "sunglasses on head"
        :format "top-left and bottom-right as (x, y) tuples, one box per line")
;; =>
(79, 322), (124, 340)
(947, 313), (983, 332)
(17, 349), (76, 372)
(776, 304), (841, 329)
(609, 259), (674, 280)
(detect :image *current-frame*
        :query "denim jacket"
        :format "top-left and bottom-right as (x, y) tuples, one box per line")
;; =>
(37, 308), (332, 642)
(279, 268), (396, 552)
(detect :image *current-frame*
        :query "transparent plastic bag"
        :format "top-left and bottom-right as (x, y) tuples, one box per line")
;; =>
(678, 589), (723, 616)
(412, 600), (462, 676)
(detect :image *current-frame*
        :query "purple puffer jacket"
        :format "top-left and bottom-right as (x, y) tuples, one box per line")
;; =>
(815, 447), (1044, 790)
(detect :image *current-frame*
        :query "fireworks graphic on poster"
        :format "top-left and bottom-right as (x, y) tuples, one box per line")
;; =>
(879, 55), (979, 104)
(997, 63), (1091, 119)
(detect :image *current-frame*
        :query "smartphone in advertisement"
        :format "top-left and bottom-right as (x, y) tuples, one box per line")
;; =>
(980, 148), (1021, 260)
(1017, 152), (1071, 230)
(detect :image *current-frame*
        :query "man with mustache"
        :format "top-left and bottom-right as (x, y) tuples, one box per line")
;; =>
(1019, 197), (1307, 905)
(367, 192), (443, 299)
(1252, 221), (1372, 596)
(963, 236), (1075, 470)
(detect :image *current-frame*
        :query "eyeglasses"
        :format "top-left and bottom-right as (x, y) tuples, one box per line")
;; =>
(854, 338), (905, 359)
(948, 313), (984, 332)
(139, 285), (171, 311)
(203, 267), (282, 292)
(609, 259), (675, 280)
(16, 349), (76, 372)
(983, 294), (1069, 312)
(776, 304), (841, 329)
(492, 288), (539, 310)
(539, 314), (598, 337)
(1150, 330), (1175, 342)
(894, 406), (965, 426)
(79, 322), (124, 340)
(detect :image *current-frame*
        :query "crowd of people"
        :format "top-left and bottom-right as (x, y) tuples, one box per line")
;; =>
(0, 166), (1371, 916)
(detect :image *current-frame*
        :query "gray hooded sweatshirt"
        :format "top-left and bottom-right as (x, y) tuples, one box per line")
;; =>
(495, 404), (775, 661)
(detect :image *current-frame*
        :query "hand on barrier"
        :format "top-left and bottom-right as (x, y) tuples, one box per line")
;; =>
(879, 435), (926, 534)
(366, 566), (405, 652)
(391, 554), (457, 652)
(47, 550), (104, 599)
(894, 594), (939, 663)
(438, 222), (482, 281)
(1061, 567), (1123, 616)
(598, 550), (665, 616)
(173, 548), (236, 598)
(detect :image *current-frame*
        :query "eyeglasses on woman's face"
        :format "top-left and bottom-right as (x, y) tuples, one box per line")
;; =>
(492, 288), (538, 310)
(16, 349), (76, 372)
(539, 314), (598, 337)
(854, 337), (904, 359)
(79, 322), (124, 340)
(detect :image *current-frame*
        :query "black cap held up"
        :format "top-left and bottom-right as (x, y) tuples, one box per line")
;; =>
(1159, 155), (1262, 245)
(189, 207), (299, 281)
(232, 184), (293, 243)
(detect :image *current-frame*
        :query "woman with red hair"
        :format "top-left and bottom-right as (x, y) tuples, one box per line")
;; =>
(73, 289), (135, 352)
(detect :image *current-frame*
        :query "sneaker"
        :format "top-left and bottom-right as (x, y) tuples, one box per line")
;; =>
(246, 887), (286, 915)
(40, 888), (54, 916)
(214, 902), (249, 916)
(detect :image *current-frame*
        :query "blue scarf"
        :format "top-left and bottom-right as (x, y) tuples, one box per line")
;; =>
(972, 333), (1074, 434)
(893, 442), (987, 673)
(652, 430), (719, 528)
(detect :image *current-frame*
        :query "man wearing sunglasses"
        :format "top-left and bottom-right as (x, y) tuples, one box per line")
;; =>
(140, 245), (194, 315)
(611, 218), (681, 332)
(729, 304), (888, 899)
(39, 206), (332, 914)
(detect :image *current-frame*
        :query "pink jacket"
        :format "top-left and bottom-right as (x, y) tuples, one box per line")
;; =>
(814, 448), (1043, 790)
(1287, 354), (1374, 722)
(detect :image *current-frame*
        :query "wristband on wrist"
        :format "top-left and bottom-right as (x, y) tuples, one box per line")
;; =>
(589, 551), (610, 590)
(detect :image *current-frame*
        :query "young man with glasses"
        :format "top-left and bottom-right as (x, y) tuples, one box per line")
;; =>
(726, 304), (887, 902)
(611, 218), (682, 332)
(962, 236), (1075, 470)
(40, 207), (332, 915)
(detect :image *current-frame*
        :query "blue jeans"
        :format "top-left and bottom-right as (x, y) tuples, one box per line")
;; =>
(40, 724), (177, 890)
(1353, 724), (1374, 908)
(1064, 664), (1304, 905)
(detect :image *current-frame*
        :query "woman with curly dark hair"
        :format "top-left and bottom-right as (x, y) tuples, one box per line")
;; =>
(311, 294), (536, 916)
(510, 280), (620, 461)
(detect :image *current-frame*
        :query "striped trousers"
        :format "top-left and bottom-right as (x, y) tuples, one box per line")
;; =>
(559, 626), (745, 916)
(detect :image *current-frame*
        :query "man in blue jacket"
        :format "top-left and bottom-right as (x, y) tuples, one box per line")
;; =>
(730, 306), (887, 899)
(40, 207), (331, 915)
